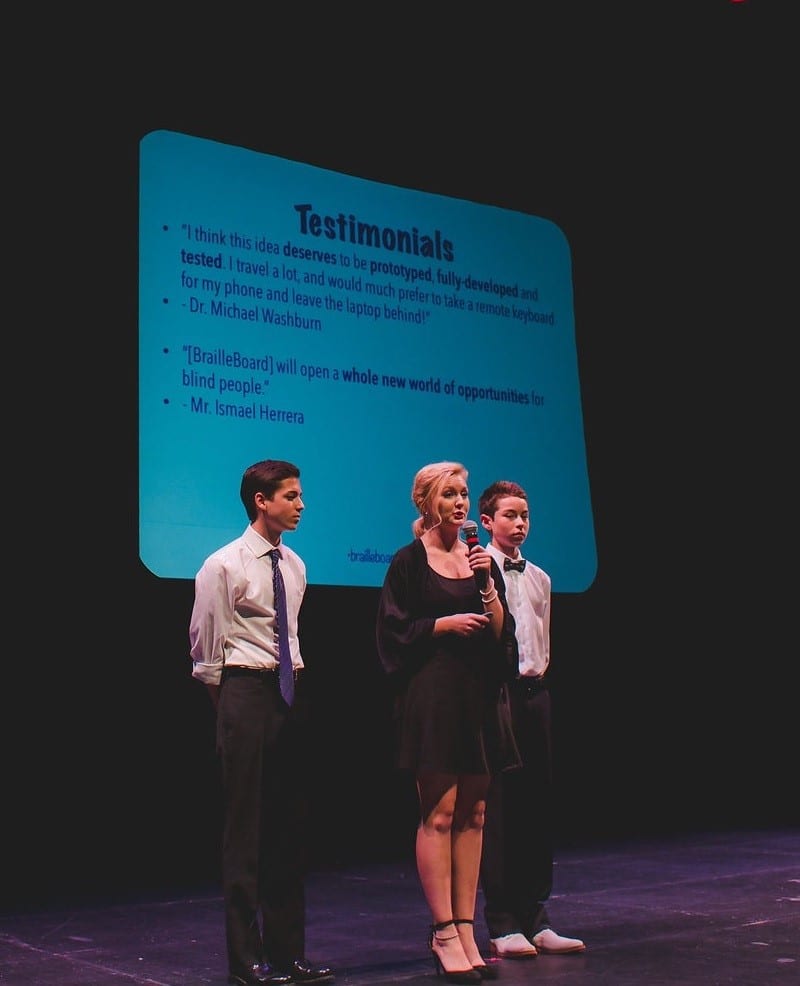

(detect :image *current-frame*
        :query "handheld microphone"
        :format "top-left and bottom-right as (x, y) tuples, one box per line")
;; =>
(461, 520), (488, 589)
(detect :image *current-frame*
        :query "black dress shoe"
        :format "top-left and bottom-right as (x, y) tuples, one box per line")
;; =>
(228, 962), (293, 985)
(286, 957), (335, 983)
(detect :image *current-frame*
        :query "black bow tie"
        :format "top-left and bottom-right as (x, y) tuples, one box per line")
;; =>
(504, 558), (526, 573)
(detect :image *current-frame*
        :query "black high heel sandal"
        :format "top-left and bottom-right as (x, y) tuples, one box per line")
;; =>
(453, 919), (499, 981)
(429, 921), (482, 983)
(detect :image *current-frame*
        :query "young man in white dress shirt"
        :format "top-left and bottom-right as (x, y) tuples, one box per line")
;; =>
(478, 480), (586, 959)
(190, 459), (334, 986)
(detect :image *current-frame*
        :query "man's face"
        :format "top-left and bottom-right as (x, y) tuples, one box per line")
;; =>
(265, 477), (304, 533)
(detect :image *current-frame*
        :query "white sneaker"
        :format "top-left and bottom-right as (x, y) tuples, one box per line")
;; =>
(488, 932), (538, 958)
(532, 928), (586, 954)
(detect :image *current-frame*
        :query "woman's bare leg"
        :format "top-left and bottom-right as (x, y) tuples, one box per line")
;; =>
(417, 772), (473, 973)
(451, 773), (490, 967)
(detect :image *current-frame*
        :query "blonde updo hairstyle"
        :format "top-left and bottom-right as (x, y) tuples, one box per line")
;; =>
(411, 461), (468, 538)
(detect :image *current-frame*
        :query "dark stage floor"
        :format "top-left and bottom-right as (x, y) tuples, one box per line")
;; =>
(1, 828), (797, 986)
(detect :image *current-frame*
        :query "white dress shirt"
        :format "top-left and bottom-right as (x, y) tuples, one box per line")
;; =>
(487, 543), (551, 679)
(190, 525), (306, 685)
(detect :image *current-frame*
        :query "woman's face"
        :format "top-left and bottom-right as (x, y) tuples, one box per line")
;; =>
(434, 472), (469, 528)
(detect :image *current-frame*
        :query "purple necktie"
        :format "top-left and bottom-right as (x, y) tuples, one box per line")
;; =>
(270, 549), (294, 705)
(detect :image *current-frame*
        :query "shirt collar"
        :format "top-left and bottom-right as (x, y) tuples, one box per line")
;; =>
(487, 543), (524, 566)
(243, 525), (281, 559)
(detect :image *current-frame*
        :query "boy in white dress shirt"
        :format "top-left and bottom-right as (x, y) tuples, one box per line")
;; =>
(190, 459), (334, 986)
(478, 480), (586, 958)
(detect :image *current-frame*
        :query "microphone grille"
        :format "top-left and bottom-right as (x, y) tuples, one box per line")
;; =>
(461, 520), (479, 539)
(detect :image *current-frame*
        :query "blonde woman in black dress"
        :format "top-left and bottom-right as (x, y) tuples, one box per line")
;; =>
(377, 462), (520, 983)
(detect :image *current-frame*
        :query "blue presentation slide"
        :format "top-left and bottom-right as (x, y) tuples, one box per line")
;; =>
(139, 130), (596, 590)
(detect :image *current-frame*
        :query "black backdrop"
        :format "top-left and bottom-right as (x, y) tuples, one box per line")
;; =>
(9, 5), (794, 913)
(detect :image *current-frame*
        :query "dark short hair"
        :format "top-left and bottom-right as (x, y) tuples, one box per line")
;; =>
(240, 459), (300, 521)
(479, 480), (528, 519)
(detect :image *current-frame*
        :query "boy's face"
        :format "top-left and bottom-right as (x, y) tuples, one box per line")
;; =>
(257, 477), (304, 535)
(482, 495), (530, 555)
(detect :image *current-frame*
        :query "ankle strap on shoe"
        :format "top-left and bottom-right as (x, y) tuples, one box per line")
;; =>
(431, 920), (460, 942)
